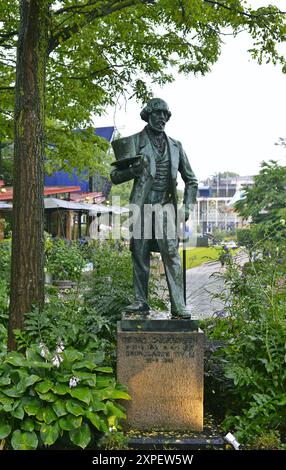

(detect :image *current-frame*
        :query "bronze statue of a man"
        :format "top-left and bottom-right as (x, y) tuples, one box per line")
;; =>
(110, 98), (198, 318)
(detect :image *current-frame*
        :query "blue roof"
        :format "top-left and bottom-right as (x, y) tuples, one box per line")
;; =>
(45, 127), (114, 191)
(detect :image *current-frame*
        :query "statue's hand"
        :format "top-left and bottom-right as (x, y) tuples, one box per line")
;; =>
(131, 154), (148, 177)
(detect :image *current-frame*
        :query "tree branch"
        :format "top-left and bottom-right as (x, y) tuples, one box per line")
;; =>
(203, 0), (286, 18)
(49, 0), (154, 53)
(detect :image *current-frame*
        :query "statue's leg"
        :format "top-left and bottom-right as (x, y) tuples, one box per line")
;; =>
(131, 237), (151, 306)
(156, 211), (189, 316)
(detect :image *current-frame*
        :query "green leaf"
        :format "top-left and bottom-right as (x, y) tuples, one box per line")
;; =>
(0, 396), (13, 412)
(0, 376), (11, 386)
(20, 418), (35, 432)
(72, 361), (97, 371)
(52, 399), (67, 417)
(11, 430), (38, 450)
(94, 366), (113, 374)
(52, 383), (69, 395)
(24, 399), (42, 416)
(5, 352), (27, 367)
(106, 401), (126, 419)
(0, 421), (12, 439)
(90, 399), (107, 412)
(69, 423), (91, 449)
(43, 407), (57, 424)
(69, 387), (92, 404)
(63, 349), (83, 363)
(66, 399), (85, 417)
(35, 380), (53, 394)
(59, 414), (82, 431)
(37, 391), (57, 403)
(40, 422), (60, 446)
(86, 410), (104, 431)
(11, 403), (25, 419)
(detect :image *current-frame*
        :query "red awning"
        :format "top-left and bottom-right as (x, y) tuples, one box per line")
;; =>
(0, 186), (81, 201)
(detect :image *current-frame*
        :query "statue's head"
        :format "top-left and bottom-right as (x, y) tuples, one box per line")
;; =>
(140, 98), (171, 133)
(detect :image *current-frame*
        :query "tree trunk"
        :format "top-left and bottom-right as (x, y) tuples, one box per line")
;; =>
(8, 1), (49, 350)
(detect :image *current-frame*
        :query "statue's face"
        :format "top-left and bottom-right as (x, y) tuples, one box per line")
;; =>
(148, 109), (169, 132)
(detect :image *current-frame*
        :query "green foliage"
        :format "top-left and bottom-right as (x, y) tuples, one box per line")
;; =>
(85, 239), (168, 318)
(235, 161), (286, 242)
(252, 430), (282, 450)
(0, 344), (130, 449)
(204, 240), (286, 444)
(0, 240), (11, 282)
(1, 1), (286, 169)
(45, 239), (85, 281)
(97, 430), (129, 450)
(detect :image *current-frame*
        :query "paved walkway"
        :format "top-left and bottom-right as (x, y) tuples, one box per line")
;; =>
(186, 251), (247, 319)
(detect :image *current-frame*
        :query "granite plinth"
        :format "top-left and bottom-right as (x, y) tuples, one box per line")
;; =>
(117, 320), (204, 431)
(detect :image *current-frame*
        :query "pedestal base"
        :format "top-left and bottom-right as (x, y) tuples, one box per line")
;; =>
(117, 320), (204, 431)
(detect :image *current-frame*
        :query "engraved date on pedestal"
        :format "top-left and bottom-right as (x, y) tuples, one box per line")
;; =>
(122, 335), (195, 363)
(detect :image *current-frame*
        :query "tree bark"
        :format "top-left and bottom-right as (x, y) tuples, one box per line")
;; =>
(8, 1), (49, 350)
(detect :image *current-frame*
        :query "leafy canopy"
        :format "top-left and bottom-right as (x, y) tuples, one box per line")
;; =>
(1, 1), (286, 173)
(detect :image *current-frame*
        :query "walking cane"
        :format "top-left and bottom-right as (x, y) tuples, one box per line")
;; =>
(183, 218), (187, 304)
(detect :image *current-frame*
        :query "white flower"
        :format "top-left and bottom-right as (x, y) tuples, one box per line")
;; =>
(52, 354), (63, 368)
(280, 218), (286, 226)
(39, 341), (49, 359)
(56, 340), (64, 354)
(69, 376), (80, 388)
(109, 426), (116, 433)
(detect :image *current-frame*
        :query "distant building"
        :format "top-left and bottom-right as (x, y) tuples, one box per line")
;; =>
(196, 175), (254, 233)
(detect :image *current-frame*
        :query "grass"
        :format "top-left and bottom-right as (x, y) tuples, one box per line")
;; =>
(179, 246), (221, 269)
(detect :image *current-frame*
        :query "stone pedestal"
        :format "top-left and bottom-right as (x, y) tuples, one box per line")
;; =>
(117, 319), (204, 431)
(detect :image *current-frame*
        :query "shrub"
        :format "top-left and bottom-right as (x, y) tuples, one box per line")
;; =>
(204, 243), (286, 445)
(0, 344), (130, 449)
(45, 239), (85, 282)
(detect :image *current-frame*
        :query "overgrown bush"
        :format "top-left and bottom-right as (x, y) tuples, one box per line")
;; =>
(204, 242), (286, 445)
(45, 239), (85, 281)
(85, 240), (168, 321)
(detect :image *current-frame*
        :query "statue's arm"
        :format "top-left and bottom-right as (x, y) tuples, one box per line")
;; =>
(178, 143), (198, 213)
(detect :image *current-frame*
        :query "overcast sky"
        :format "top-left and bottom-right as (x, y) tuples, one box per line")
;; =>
(95, 0), (286, 181)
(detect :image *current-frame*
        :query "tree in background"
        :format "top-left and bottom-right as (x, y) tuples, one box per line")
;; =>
(1, 1), (286, 348)
(235, 160), (286, 244)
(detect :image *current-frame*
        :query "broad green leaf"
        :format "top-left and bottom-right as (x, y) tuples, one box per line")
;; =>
(11, 430), (38, 450)
(69, 387), (92, 404)
(52, 383), (69, 395)
(66, 399), (85, 417)
(11, 403), (25, 419)
(52, 400), (67, 417)
(90, 399), (107, 412)
(0, 421), (12, 439)
(94, 367), (113, 374)
(5, 353), (27, 367)
(35, 380), (53, 394)
(95, 376), (113, 389)
(59, 414), (82, 431)
(63, 349), (83, 363)
(37, 391), (56, 403)
(43, 407), (57, 424)
(0, 396), (13, 412)
(72, 361), (97, 371)
(86, 410), (104, 431)
(40, 422), (60, 446)
(0, 377), (11, 386)
(69, 423), (91, 449)
(20, 418), (35, 432)
(24, 399), (42, 416)
(106, 401), (126, 419)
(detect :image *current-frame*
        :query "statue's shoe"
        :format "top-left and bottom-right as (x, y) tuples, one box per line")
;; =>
(171, 308), (192, 319)
(124, 301), (150, 313)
